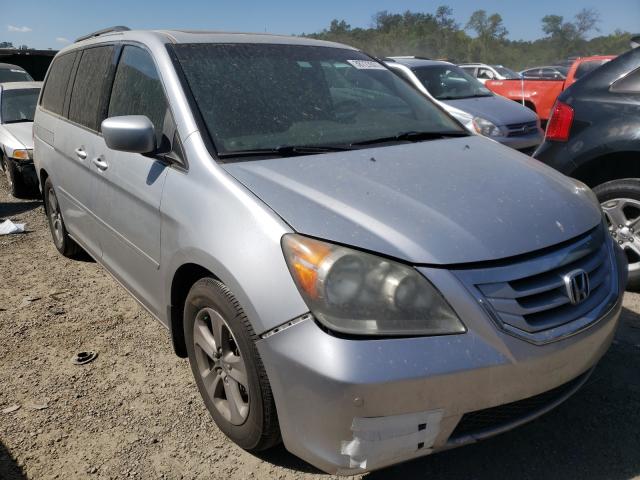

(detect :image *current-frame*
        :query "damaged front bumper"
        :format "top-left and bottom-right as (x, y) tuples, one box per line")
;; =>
(256, 261), (623, 475)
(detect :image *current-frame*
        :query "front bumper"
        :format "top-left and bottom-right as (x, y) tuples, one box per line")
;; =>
(8, 157), (38, 186)
(495, 128), (544, 152)
(257, 248), (625, 475)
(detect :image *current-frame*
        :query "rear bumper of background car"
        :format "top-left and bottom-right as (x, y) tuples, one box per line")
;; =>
(256, 246), (625, 475)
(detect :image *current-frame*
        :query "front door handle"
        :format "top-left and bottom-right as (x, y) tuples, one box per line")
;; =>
(92, 157), (109, 171)
(75, 147), (87, 160)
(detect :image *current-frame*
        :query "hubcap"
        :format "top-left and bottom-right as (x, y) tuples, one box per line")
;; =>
(48, 189), (64, 247)
(602, 198), (640, 273)
(193, 307), (249, 425)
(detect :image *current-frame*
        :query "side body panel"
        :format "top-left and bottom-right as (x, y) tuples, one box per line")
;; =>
(159, 133), (309, 334)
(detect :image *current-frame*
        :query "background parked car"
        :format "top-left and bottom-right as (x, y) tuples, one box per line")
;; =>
(520, 66), (569, 80)
(534, 42), (640, 287)
(386, 58), (542, 153)
(0, 81), (41, 196)
(485, 55), (615, 121)
(458, 63), (520, 83)
(0, 63), (34, 83)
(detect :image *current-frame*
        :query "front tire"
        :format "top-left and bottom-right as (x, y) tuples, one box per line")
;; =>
(1, 156), (26, 198)
(184, 278), (280, 451)
(43, 177), (82, 258)
(594, 178), (640, 290)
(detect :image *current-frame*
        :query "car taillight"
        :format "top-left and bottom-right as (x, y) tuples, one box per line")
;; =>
(545, 101), (574, 142)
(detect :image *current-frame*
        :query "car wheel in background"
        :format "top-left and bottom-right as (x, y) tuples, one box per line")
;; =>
(1, 156), (26, 198)
(43, 177), (82, 258)
(595, 178), (640, 290)
(184, 277), (281, 451)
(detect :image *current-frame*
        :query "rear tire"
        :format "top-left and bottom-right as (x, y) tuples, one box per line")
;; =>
(594, 178), (640, 290)
(43, 177), (82, 258)
(184, 277), (280, 451)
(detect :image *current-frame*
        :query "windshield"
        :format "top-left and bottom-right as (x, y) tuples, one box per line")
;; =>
(0, 68), (33, 82)
(412, 65), (493, 100)
(1, 88), (40, 123)
(172, 44), (464, 157)
(492, 66), (520, 79)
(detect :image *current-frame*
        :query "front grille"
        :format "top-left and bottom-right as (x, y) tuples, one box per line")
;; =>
(454, 226), (618, 343)
(506, 120), (538, 137)
(449, 371), (589, 440)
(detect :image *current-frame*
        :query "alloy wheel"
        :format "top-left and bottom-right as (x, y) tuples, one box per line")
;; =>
(602, 197), (640, 273)
(193, 307), (250, 425)
(48, 188), (64, 248)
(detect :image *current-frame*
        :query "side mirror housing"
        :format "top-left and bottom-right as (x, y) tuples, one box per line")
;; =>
(101, 115), (156, 154)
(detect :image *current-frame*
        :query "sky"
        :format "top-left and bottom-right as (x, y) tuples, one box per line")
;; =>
(2, 0), (638, 50)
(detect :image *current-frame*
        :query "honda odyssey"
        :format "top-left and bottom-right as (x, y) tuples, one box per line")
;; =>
(33, 27), (626, 475)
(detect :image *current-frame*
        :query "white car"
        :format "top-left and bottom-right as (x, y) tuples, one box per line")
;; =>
(0, 81), (41, 196)
(385, 58), (476, 132)
(459, 63), (520, 83)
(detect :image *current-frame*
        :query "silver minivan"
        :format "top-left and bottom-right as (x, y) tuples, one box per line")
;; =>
(33, 28), (626, 475)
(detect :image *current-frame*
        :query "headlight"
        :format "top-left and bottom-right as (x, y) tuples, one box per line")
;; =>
(10, 149), (32, 161)
(281, 234), (465, 336)
(472, 117), (502, 137)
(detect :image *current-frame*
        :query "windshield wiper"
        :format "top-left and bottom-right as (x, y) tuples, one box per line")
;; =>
(217, 144), (351, 159)
(351, 130), (468, 147)
(3, 118), (33, 124)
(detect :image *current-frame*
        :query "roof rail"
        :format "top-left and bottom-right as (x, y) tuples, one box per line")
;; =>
(75, 26), (130, 43)
(386, 55), (431, 61)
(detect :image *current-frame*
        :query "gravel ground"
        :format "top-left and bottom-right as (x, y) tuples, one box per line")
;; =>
(1, 177), (639, 480)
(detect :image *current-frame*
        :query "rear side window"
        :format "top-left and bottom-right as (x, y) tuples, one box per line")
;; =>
(108, 46), (168, 146)
(68, 46), (115, 131)
(610, 68), (640, 94)
(40, 53), (76, 115)
(574, 59), (610, 81)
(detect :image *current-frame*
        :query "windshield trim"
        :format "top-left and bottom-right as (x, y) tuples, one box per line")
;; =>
(167, 43), (467, 163)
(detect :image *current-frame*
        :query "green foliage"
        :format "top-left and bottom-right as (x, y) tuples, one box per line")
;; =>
(308, 6), (632, 70)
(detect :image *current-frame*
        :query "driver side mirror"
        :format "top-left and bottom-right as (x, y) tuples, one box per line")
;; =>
(101, 115), (156, 154)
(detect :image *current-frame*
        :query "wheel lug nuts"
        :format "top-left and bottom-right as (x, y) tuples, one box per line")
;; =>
(619, 240), (624, 245)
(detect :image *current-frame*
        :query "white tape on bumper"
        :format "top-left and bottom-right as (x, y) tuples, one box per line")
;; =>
(340, 409), (444, 470)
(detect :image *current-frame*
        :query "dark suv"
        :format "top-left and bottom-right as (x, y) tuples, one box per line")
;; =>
(534, 40), (640, 288)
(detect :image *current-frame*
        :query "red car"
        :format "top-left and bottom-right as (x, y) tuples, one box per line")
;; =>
(485, 55), (615, 121)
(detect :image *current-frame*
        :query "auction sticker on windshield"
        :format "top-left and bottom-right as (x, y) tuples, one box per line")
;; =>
(347, 59), (386, 70)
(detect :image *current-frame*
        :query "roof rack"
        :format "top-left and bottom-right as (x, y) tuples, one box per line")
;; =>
(75, 26), (130, 43)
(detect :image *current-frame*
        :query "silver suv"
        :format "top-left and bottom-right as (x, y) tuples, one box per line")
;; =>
(33, 28), (626, 475)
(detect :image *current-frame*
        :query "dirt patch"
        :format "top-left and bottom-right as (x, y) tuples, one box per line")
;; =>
(1, 179), (639, 480)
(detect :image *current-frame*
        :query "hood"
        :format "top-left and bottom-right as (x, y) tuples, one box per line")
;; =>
(223, 136), (601, 265)
(444, 95), (537, 127)
(2, 122), (33, 149)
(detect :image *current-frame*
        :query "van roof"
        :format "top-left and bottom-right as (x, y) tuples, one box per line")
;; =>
(64, 28), (357, 52)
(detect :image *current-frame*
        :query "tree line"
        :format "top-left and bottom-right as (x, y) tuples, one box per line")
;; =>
(307, 7), (634, 70)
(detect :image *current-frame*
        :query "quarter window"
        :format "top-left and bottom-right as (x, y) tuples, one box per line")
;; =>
(610, 67), (640, 94)
(40, 52), (76, 116)
(68, 46), (115, 131)
(108, 46), (169, 147)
